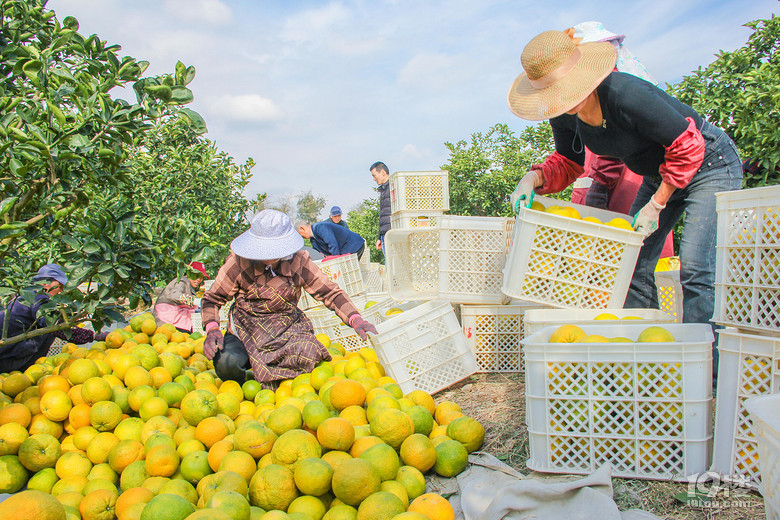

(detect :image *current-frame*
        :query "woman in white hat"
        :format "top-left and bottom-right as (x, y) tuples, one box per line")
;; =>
(507, 30), (742, 362)
(200, 210), (377, 387)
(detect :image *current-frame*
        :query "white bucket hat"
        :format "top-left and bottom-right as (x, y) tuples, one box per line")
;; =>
(230, 210), (304, 261)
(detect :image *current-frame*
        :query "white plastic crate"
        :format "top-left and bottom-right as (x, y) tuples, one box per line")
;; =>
(712, 329), (780, 491)
(502, 196), (644, 309)
(191, 304), (231, 334)
(390, 170), (449, 213)
(460, 303), (547, 372)
(370, 300), (478, 394)
(523, 308), (676, 337)
(359, 240), (370, 267)
(522, 323), (714, 481)
(390, 211), (444, 229)
(386, 215), (514, 304)
(714, 185), (780, 335)
(361, 263), (385, 293)
(746, 394), (780, 520)
(299, 253), (366, 310)
(655, 270), (683, 323)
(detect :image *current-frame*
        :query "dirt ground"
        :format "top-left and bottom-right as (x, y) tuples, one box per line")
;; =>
(434, 372), (766, 520)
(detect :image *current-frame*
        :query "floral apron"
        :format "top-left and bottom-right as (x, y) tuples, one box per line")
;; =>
(231, 271), (330, 389)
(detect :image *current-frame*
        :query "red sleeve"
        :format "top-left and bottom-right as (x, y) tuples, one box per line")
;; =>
(659, 117), (705, 189)
(532, 152), (585, 195)
(587, 155), (626, 190)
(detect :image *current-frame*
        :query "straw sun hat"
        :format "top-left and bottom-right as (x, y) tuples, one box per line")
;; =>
(231, 209), (304, 261)
(507, 30), (617, 121)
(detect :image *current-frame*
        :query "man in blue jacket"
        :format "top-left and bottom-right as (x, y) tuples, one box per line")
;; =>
(295, 220), (366, 260)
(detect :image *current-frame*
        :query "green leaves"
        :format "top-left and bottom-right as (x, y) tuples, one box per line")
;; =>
(179, 108), (207, 134)
(669, 15), (780, 187)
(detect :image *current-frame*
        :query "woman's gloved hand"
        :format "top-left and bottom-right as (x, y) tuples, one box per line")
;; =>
(632, 196), (665, 237)
(94, 331), (109, 342)
(203, 327), (224, 360)
(510, 170), (542, 213)
(349, 314), (378, 340)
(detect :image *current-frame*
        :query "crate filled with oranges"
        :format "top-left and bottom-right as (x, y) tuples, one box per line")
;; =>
(521, 322), (713, 481)
(502, 196), (644, 310)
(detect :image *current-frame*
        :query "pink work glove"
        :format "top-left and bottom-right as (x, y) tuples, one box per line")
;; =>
(349, 314), (378, 340)
(632, 196), (665, 237)
(203, 326), (224, 360)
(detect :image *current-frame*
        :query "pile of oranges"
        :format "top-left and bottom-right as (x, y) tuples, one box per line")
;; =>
(0, 313), (486, 520)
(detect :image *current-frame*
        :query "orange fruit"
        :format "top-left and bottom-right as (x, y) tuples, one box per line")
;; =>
(331, 458), (381, 507)
(0, 489), (67, 519)
(400, 433), (437, 473)
(180, 450), (213, 486)
(317, 417), (355, 451)
(293, 456), (334, 496)
(195, 416), (229, 449)
(265, 404), (303, 436)
(105, 331), (125, 349)
(0, 402), (32, 428)
(1, 373), (31, 398)
(446, 416), (485, 453)
(329, 379), (366, 411)
(339, 405), (368, 427)
(67, 359), (100, 385)
(79, 488), (118, 520)
(356, 491), (405, 519)
(433, 439), (468, 477)
(139, 493), (194, 520)
(359, 442), (400, 481)
(139, 396), (169, 421)
(232, 421), (276, 460)
(0, 422), (29, 456)
(28, 414), (63, 437)
(407, 492), (455, 520)
(124, 366), (153, 390)
(321, 450), (352, 473)
(270, 429), (321, 470)
(38, 375), (71, 396)
(108, 440), (145, 473)
(395, 465), (426, 500)
(380, 480), (409, 507)
(68, 403), (92, 430)
(247, 463), (298, 512)
(18, 433), (61, 472)
(89, 400), (123, 432)
(180, 389), (219, 426)
(86, 432), (120, 465)
(349, 435), (384, 458)
(369, 409), (414, 449)
(0, 453), (28, 493)
(55, 451), (93, 479)
(39, 389), (72, 422)
(217, 450), (257, 483)
(116, 487), (154, 518)
(145, 444), (180, 477)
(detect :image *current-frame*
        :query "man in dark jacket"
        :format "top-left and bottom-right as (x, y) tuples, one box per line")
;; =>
(323, 206), (349, 229)
(0, 264), (105, 373)
(370, 161), (391, 258)
(295, 220), (366, 260)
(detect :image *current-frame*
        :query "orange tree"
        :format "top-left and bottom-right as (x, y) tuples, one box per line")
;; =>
(0, 0), (205, 345)
(669, 15), (780, 187)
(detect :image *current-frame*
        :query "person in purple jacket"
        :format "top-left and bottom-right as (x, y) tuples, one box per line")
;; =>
(0, 264), (106, 373)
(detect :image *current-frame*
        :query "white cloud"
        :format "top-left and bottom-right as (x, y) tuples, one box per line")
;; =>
(207, 94), (284, 123)
(397, 52), (465, 91)
(164, 0), (232, 26)
(280, 3), (351, 44)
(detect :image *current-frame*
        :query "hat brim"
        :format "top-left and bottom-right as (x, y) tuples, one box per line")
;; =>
(230, 227), (304, 261)
(507, 41), (617, 121)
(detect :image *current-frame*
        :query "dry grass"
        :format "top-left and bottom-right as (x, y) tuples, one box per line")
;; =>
(434, 372), (766, 520)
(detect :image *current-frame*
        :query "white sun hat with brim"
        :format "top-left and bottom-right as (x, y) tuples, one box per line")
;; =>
(230, 209), (304, 261)
(507, 30), (617, 121)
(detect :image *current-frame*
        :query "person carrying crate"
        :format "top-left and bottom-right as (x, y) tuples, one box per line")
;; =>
(201, 210), (377, 388)
(506, 30), (742, 371)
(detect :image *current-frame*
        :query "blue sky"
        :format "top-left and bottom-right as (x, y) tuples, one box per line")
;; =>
(49, 0), (778, 218)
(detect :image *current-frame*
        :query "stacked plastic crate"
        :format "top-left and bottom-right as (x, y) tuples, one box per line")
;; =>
(711, 185), (780, 495)
(389, 170), (449, 230)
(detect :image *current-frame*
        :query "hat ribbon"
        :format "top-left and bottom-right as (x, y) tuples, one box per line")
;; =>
(528, 47), (582, 90)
